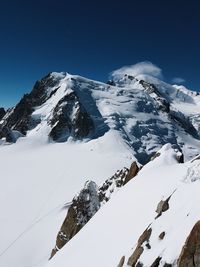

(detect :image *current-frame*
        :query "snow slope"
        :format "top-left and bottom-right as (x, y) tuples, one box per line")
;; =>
(0, 71), (199, 267)
(0, 131), (133, 267)
(47, 144), (200, 267)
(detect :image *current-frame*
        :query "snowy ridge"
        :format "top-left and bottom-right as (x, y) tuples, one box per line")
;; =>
(47, 144), (200, 267)
(0, 71), (200, 163)
(0, 70), (199, 267)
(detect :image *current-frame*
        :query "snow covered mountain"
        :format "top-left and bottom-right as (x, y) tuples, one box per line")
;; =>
(0, 71), (200, 163)
(47, 144), (200, 267)
(0, 71), (199, 267)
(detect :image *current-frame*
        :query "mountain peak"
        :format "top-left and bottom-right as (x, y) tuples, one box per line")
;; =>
(0, 71), (200, 164)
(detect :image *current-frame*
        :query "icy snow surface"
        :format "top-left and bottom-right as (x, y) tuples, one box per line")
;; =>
(0, 72), (200, 267)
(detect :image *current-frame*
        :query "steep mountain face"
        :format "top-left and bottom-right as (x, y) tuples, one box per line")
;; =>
(47, 144), (200, 267)
(0, 107), (5, 120)
(0, 72), (200, 164)
(0, 71), (200, 267)
(50, 162), (139, 259)
(0, 73), (95, 143)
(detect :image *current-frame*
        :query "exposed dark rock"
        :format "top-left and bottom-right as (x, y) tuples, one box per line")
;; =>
(139, 80), (170, 113)
(150, 257), (161, 267)
(128, 246), (144, 267)
(169, 110), (199, 139)
(137, 228), (152, 246)
(0, 72), (61, 140)
(49, 91), (94, 142)
(145, 243), (151, 249)
(155, 196), (170, 218)
(127, 227), (152, 266)
(98, 167), (129, 203)
(107, 80), (116, 86)
(118, 256), (125, 267)
(159, 231), (165, 240)
(50, 181), (100, 259)
(177, 220), (200, 267)
(128, 75), (134, 80)
(124, 161), (139, 185)
(0, 108), (5, 120)
(176, 152), (184, 163)
(50, 161), (139, 259)
(0, 126), (15, 143)
(163, 264), (172, 267)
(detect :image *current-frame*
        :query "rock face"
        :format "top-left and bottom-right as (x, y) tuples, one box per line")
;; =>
(1, 73), (58, 135)
(50, 181), (100, 258)
(0, 73), (94, 142)
(0, 108), (5, 120)
(124, 161), (139, 185)
(49, 91), (93, 142)
(98, 167), (129, 203)
(50, 161), (140, 259)
(117, 256), (125, 267)
(177, 220), (200, 267)
(159, 231), (165, 240)
(139, 80), (170, 113)
(155, 196), (170, 218)
(170, 109), (199, 139)
(127, 227), (152, 266)
(150, 257), (161, 267)
(0, 73), (59, 141)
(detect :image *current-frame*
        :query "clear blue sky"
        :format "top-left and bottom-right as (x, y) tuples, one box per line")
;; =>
(0, 0), (200, 107)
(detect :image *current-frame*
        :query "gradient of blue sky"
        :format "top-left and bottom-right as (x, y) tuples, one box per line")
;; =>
(0, 0), (200, 107)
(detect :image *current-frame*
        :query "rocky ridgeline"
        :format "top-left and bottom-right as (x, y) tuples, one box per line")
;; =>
(50, 161), (139, 259)
(0, 73), (94, 142)
(0, 72), (199, 166)
(49, 90), (93, 142)
(124, 220), (200, 267)
(117, 150), (200, 267)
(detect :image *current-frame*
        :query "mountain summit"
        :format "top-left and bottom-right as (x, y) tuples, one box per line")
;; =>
(0, 71), (200, 267)
(0, 71), (199, 163)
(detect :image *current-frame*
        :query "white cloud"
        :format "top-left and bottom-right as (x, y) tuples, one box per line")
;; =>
(111, 61), (162, 80)
(172, 77), (186, 84)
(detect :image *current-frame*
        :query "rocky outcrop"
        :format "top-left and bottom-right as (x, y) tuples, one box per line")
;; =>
(0, 108), (5, 120)
(124, 162), (139, 185)
(139, 80), (170, 113)
(150, 257), (161, 267)
(0, 126), (15, 143)
(49, 91), (94, 142)
(117, 256), (125, 267)
(159, 231), (165, 240)
(170, 109), (199, 139)
(0, 73), (94, 143)
(177, 220), (200, 267)
(127, 227), (152, 266)
(0, 73), (61, 141)
(155, 196), (170, 218)
(50, 162), (140, 259)
(50, 181), (100, 258)
(98, 167), (129, 203)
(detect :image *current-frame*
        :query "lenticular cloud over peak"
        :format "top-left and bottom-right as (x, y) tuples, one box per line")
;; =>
(111, 61), (163, 80)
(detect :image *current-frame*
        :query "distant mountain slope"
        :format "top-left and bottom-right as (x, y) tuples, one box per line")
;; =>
(0, 71), (200, 163)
